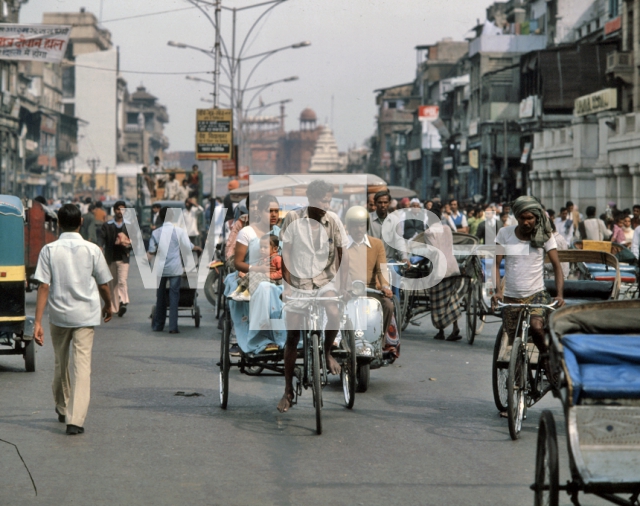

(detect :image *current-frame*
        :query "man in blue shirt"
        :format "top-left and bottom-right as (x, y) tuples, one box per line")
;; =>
(148, 207), (201, 333)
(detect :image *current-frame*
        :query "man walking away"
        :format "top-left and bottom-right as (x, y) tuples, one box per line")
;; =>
(141, 167), (155, 206)
(579, 206), (612, 241)
(81, 203), (97, 243)
(33, 204), (113, 435)
(149, 207), (200, 333)
(101, 201), (131, 317)
(183, 197), (204, 247)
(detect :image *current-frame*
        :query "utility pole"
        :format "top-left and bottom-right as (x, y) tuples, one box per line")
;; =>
(212, 0), (222, 199)
(87, 157), (100, 201)
(503, 118), (508, 201)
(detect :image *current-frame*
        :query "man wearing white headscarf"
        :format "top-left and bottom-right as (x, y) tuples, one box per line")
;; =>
(400, 198), (427, 241)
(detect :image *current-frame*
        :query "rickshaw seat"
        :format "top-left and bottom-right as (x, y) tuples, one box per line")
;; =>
(584, 263), (636, 274)
(544, 279), (613, 300)
(562, 334), (640, 404)
(587, 270), (637, 283)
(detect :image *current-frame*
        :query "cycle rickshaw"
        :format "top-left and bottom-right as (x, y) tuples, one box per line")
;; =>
(218, 290), (357, 435)
(533, 299), (640, 506)
(492, 249), (621, 438)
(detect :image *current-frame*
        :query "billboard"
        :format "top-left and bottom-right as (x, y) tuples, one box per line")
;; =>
(0, 24), (71, 62)
(195, 108), (233, 160)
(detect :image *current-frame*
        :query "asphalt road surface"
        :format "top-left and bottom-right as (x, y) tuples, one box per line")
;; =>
(1, 267), (610, 505)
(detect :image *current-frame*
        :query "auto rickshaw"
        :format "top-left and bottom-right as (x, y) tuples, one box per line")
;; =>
(0, 195), (36, 372)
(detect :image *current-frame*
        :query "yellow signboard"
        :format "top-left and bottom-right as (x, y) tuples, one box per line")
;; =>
(574, 88), (618, 117)
(196, 108), (233, 160)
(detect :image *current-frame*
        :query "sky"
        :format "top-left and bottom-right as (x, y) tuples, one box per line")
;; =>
(21, 0), (491, 153)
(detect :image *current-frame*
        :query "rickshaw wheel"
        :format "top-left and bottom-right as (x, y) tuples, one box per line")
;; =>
(204, 269), (218, 308)
(150, 305), (156, 328)
(24, 339), (36, 372)
(492, 325), (509, 412)
(194, 307), (201, 328)
(508, 337), (526, 440)
(400, 291), (411, 331)
(341, 319), (356, 409)
(465, 281), (478, 345)
(356, 363), (370, 393)
(534, 410), (559, 506)
(219, 316), (230, 409)
(311, 332), (323, 435)
(392, 295), (402, 342)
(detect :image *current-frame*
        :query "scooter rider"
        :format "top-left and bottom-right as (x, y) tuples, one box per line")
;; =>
(344, 206), (395, 339)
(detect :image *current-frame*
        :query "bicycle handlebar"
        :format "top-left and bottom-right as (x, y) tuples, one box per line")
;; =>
(496, 301), (558, 310)
(282, 295), (343, 302)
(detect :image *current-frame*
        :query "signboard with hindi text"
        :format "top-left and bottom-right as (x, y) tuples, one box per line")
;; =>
(0, 24), (71, 62)
(196, 108), (233, 160)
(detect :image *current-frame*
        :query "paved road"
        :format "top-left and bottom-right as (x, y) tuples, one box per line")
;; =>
(1, 268), (607, 505)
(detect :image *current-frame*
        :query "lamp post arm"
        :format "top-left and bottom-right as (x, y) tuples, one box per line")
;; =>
(237, 0), (287, 61)
(241, 51), (279, 91)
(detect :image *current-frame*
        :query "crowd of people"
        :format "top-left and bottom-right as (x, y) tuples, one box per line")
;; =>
(25, 174), (640, 433)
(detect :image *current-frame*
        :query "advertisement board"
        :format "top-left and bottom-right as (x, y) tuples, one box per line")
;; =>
(0, 24), (71, 62)
(196, 109), (233, 160)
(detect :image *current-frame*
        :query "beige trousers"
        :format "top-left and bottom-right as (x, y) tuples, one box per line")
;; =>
(109, 261), (130, 312)
(50, 324), (94, 428)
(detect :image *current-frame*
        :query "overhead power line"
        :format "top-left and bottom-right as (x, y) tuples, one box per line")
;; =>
(73, 63), (212, 76)
(101, 6), (197, 23)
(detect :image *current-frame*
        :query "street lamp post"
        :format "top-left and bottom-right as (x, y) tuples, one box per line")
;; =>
(169, 0), (308, 183)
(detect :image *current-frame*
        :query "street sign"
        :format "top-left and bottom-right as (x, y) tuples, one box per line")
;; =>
(196, 108), (233, 160)
(221, 159), (237, 177)
(418, 105), (439, 121)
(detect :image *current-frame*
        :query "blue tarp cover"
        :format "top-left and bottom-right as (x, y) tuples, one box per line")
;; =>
(563, 334), (640, 404)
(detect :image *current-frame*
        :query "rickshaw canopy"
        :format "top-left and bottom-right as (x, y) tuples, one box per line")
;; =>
(0, 195), (25, 266)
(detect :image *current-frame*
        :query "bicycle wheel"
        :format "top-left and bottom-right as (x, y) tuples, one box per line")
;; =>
(492, 325), (509, 412)
(534, 410), (559, 506)
(311, 332), (323, 435)
(465, 280), (478, 345)
(507, 336), (526, 440)
(219, 314), (230, 409)
(341, 319), (356, 409)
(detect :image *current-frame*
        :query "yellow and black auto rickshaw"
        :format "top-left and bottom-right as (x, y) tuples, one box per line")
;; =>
(0, 195), (36, 371)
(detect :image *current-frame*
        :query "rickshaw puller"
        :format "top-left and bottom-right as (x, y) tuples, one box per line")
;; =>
(278, 180), (349, 413)
(492, 196), (565, 363)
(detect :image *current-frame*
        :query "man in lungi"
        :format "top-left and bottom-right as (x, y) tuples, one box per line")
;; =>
(421, 203), (464, 341)
(492, 196), (565, 367)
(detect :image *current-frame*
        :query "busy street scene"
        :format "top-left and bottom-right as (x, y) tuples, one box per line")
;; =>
(1, 0), (640, 505)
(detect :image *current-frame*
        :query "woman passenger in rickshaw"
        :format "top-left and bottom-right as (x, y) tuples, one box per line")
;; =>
(223, 194), (285, 354)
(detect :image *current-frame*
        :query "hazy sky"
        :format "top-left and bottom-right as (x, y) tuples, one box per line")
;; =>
(22, 0), (490, 152)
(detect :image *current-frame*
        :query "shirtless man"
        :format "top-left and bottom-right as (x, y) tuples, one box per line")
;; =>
(278, 180), (349, 412)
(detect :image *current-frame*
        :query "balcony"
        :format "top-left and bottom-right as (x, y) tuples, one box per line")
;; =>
(606, 51), (633, 84)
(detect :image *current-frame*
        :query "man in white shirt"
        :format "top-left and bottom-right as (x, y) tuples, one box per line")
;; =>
(33, 204), (113, 435)
(149, 155), (163, 173)
(631, 225), (640, 260)
(163, 173), (180, 200)
(579, 206), (612, 241)
(554, 207), (574, 245)
(183, 197), (204, 246)
(148, 207), (200, 333)
(447, 199), (469, 233)
(493, 196), (565, 380)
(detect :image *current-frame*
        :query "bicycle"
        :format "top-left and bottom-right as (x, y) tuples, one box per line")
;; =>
(497, 300), (558, 440)
(283, 295), (356, 435)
